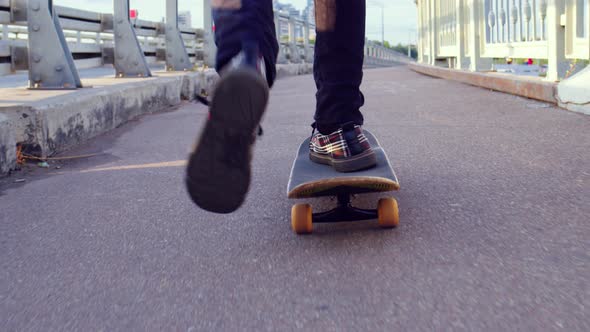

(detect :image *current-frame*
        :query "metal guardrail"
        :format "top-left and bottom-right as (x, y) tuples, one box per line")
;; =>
(0, 0), (406, 90)
(415, 0), (589, 81)
(0, 0), (206, 87)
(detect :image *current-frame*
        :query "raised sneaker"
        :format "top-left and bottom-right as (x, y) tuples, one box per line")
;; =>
(185, 52), (269, 213)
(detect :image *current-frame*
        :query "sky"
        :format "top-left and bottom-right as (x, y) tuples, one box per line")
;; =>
(55, 0), (418, 44)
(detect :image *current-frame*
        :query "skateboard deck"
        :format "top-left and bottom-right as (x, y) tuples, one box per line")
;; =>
(287, 130), (400, 234)
(288, 130), (399, 198)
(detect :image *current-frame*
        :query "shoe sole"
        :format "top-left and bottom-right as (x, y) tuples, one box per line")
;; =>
(185, 68), (269, 213)
(310, 149), (377, 173)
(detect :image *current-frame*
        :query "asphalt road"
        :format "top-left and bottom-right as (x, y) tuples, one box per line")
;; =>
(1, 67), (589, 331)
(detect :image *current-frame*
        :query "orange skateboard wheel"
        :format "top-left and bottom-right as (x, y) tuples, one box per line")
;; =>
(378, 198), (399, 228)
(291, 204), (313, 234)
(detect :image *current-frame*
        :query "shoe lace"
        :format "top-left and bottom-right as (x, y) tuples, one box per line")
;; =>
(310, 122), (317, 138)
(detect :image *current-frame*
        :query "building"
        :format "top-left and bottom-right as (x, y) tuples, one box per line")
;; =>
(302, 0), (315, 24)
(272, 0), (312, 39)
(273, 1), (301, 19)
(178, 11), (192, 29)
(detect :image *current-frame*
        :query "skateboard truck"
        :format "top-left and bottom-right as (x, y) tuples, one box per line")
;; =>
(291, 194), (399, 234)
(312, 193), (377, 223)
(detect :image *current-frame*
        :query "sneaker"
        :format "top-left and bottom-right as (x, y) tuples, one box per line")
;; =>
(185, 52), (269, 213)
(309, 122), (377, 172)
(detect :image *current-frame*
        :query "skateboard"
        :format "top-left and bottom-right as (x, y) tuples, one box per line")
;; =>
(287, 130), (400, 234)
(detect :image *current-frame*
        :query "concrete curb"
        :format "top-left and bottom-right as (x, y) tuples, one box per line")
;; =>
(276, 63), (313, 79)
(408, 63), (558, 104)
(0, 63), (311, 176)
(556, 66), (590, 115)
(0, 113), (16, 175)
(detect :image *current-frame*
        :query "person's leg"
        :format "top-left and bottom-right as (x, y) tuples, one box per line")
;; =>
(309, 0), (376, 173)
(313, 0), (366, 134)
(213, 0), (278, 86)
(186, 0), (278, 213)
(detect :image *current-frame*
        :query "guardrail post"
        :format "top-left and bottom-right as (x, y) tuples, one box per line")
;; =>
(165, 0), (191, 71)
(416, 0), (423, 63)
(202, 0), (216, 67)
(8, 2), (36, 75)
(26, 0), (82, 89)
(456, 0), (468, 69)
(303, 20), (312, 63)
(468, 0), (485, 71)
(274, 12), (287, 64)
(362, 39), (367, 64)
(288, 16), (300, 63)
(10, 0), (27, 22)
(429, 0), (437, 65)
(113, 0), (151, 77)
(545, 0), (566, 81)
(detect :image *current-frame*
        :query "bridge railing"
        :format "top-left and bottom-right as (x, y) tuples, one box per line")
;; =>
(0, 0), (403, 90)
(416, 0), (589, 81)
(0, 0), (211, 88)
(0, 12), (204, 73)
(275, 11), (315, 63)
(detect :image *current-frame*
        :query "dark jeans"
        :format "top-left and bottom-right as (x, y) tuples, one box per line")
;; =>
(213, 0), (366, 133)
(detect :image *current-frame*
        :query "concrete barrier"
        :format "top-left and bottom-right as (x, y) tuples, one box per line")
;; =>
(409, 63), (558, 104)
(410, 62), (590, 116)
(0, 113), (16, 175)
(0, 64), (310, 176)
(276, 63), (313, 79)
(557, 66), (590, 116)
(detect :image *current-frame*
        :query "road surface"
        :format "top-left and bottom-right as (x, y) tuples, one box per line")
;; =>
(1, 66), (588, 331)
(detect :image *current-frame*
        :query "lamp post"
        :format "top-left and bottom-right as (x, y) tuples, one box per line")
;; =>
(380, 4), (384, 45)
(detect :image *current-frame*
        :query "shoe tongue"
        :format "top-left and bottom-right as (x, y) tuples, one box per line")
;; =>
(341, 122), (356, 131)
